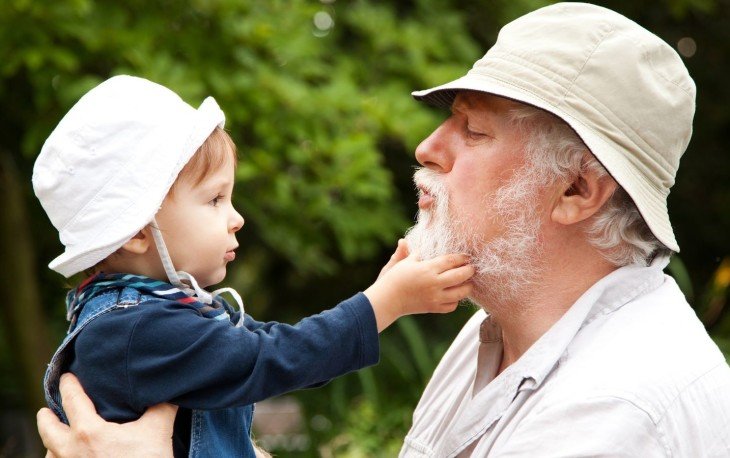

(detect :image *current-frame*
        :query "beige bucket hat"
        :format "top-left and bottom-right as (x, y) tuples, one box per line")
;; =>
(412, 2), (695, 252)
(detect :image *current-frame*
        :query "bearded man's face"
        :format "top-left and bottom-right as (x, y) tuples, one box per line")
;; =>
(405, 92), (547, 305)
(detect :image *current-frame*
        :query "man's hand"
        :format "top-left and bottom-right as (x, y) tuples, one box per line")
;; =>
(36, 373), (177, 458)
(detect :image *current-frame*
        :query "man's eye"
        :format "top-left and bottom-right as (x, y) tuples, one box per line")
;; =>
(466, 126), (487, 139)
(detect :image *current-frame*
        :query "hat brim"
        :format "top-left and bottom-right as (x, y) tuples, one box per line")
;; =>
(412, 75), (679, 252)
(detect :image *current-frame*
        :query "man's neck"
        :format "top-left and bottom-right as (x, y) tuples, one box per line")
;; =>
(476, 251), (618, 374)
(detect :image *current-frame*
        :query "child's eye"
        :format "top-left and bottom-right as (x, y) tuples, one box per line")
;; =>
(210, 194), (224, 207)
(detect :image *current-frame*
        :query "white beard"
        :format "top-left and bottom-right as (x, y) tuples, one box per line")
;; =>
(405, 167), (543, 307)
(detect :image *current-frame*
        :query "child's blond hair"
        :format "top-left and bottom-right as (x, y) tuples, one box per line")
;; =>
(172, 126), (237, 191)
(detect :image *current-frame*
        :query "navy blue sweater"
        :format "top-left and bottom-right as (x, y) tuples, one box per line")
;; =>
(67, 292), (379, 439)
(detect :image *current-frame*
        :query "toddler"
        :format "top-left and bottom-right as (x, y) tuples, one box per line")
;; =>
(34, 76), (474, 457)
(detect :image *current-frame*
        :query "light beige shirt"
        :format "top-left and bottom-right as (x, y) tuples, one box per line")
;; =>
(401, 259), (730, 457)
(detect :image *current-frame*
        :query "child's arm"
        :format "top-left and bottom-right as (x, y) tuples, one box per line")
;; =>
(72, 292), (380, 417)
(364, 239), (474, 332)
(69, 243), (472, 415)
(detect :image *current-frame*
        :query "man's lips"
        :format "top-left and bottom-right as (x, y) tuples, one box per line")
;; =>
(417, 185), (434, 209)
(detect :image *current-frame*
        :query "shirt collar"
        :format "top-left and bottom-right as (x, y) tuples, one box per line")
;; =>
(498, 256), (670, 391)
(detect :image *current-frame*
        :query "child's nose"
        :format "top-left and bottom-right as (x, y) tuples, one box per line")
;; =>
(230, 208), (244, 232)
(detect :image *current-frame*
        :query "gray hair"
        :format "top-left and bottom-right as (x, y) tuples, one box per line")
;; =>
(508, 103), (671, 266)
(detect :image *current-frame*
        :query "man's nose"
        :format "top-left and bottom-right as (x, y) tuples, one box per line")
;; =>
(415, 122), (453, 173)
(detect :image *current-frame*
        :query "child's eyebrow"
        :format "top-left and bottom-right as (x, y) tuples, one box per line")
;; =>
(196, 176), (233, 192)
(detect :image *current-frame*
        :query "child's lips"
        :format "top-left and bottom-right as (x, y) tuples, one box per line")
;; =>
(224, 250), (236, 262)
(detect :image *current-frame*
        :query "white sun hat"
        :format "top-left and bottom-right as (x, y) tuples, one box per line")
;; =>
(33, 75), (225, 277)
(412, 2), (695, 252)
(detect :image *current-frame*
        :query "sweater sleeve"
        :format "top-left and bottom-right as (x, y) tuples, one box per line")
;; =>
(241, 313), (277, 332)
(123, 292), (379, 411)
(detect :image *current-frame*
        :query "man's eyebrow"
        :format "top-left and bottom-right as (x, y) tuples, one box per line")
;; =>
(451, 96), (475, 114)
(450, 102), (465, 115)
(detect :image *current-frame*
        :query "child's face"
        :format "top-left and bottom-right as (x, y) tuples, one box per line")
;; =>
(154, 153), (244, 288)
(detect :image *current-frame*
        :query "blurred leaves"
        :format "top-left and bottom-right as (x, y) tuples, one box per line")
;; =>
(701, 258), (730, 339)
(396, 316), (436, 384)
(671, 256), (730, 361)
(665, 0), (717, 17)
(0, 0), (483, 279)
(668, 256), (695, 302)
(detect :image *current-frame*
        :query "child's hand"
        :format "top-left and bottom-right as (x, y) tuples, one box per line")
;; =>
(364, 242), (475, 332)
(377, 239), (409, 279)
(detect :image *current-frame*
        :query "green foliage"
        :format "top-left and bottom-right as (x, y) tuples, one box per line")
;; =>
(668, 256), (695, 302)
(0, 0), (481, 281)
(396, 316), (437, 384)
(665, 0), (717, 17)
(1, 0), (400, 275)
(317, 398), (408, 457)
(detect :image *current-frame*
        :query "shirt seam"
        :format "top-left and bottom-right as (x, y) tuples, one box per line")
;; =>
(125, 312), (147, 411)
(655, 360), (728, 429)
(402, 436), (435, 456)
(581, 271), (663, 329)
(353, 295), (367, 368)
(560, 23), (613, 101)
(340, 295), (367, 368)
(548, 394), (672, 456)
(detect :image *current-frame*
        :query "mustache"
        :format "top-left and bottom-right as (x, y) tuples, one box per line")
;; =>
(413, 167), (446, 201)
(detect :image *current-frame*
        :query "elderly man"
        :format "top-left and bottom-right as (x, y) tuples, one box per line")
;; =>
(399, 2), (730, 456)
(37, 2), (729, 457)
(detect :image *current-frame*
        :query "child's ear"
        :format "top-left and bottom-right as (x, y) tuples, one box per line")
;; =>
(120, 228), (152, 254)
(551, 166), (617, 226)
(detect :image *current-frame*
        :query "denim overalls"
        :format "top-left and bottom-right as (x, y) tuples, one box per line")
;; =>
(43, 285), (256, 458)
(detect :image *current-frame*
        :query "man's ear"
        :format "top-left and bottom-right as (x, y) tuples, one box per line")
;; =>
(551, 164), (617, 226)
(119, 227), (152, 254)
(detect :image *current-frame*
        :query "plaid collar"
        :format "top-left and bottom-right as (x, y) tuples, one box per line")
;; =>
(66, 273), (232, 325)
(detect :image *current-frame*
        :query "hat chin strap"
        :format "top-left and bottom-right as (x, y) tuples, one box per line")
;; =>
(150, 218), (245, 326)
